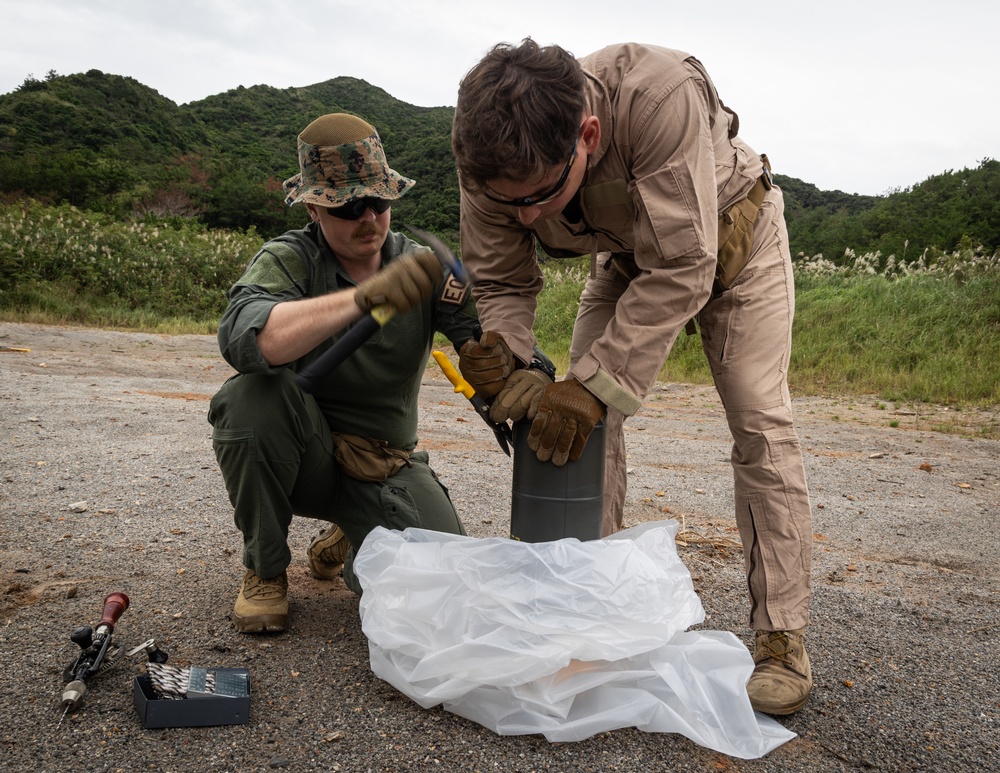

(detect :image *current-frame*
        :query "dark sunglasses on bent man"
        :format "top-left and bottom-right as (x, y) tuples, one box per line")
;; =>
(326, 197), (393, 220)
(483, 142), (578, 208)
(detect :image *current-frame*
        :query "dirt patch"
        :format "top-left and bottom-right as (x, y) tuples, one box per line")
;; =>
(2, 321), (998, 772)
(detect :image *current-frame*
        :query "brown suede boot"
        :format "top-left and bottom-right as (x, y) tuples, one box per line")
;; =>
(746, 628), (812, 715)
(307, 525), (349, 580)
(232, 569), (288, 633)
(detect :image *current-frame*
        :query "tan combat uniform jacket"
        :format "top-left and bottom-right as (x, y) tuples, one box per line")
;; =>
(459, 43), (765, 414)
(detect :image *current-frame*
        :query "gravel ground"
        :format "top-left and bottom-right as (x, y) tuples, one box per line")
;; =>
(1, 321), (998, 773)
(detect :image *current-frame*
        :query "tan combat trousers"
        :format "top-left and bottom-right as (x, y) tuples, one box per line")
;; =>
(569, 187), (812, 631)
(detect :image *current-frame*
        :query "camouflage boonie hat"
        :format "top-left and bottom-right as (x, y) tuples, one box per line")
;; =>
(282, 113), (415, 207)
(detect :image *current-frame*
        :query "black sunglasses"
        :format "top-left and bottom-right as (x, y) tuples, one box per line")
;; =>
(326, 197), (393, 220)
(484, 142), (578, 207)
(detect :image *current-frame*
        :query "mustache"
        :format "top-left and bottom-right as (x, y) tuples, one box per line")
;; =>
(353, 222), (383, 239)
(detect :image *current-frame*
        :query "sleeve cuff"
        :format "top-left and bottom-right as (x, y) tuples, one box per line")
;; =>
(579, 367), (643, 416)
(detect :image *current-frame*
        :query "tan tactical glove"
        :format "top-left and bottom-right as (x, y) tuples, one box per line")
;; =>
(489, 367), (551, 424)
(354, 247), (442, 315)
(528, 379), (606, 466)
(458, 330), (514, 400)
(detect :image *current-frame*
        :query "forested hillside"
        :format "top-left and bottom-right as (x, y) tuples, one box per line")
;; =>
(0, 70), (456, 237)
(778, 163), (1000, 261)
(2, 70), (997, 262)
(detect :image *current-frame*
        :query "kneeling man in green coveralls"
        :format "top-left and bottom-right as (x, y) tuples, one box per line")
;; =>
(209, 113), (478, 632)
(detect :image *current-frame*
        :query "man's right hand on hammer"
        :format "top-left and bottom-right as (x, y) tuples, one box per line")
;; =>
(354, 247), (442, 315)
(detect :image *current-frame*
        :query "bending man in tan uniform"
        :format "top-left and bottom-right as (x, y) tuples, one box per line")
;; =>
(451, 39), (814, 716)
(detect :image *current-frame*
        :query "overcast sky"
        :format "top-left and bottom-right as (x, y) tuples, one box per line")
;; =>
(2, 0), (996, 196)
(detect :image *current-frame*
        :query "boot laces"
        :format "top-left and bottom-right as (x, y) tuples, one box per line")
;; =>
(758, 630), (808, 677)
(244, 572), (285, 601)
(760, 631), (795, 665)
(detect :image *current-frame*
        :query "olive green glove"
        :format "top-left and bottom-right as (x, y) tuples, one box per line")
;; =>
(354, 247), (442, 315)
(458, 330), (514, 400)
(488, 367), (552, 424)
(528, 379), (606, 466)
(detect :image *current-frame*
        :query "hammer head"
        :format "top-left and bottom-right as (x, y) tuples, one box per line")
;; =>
(403, 224), (469, 285)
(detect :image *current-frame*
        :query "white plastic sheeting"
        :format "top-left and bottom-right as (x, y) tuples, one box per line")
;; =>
(354, 521), (795, 758)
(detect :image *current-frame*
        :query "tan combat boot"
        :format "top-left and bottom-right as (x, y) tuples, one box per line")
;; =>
(746, 628), (812, 715)
(232, 569), (288, 633)
(307, 524), (349, 580)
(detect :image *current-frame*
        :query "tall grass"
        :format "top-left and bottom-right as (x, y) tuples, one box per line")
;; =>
(2, 199), (997, 407)
(791, 247), (999, 403)
(0, 199), (258, 330)
(532, 247), (1000, 405)
(791, 273), (999, 402)
(532, 258), (587, 367)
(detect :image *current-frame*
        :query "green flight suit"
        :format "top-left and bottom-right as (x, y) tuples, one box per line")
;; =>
(209, 223), (478, 593)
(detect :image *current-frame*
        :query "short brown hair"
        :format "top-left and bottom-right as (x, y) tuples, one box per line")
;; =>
(452, 38), (586, 190)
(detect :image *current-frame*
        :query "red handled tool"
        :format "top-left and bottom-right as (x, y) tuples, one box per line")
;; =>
(56, 593), (169, 725)
(58, 592), (129, 723)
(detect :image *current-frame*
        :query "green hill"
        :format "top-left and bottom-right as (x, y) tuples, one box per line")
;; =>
(3, 70), (205, 156)
(0, 71), (457, 236)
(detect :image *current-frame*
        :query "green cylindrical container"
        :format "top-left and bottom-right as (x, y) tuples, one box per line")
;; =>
(509, 420), (605, 542)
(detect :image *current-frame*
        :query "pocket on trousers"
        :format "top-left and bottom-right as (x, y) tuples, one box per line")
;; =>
(211, 426), (256, 466)
(763, 426), (802, 465)
(212, 426), (255, 443)
(378, 484), (420, 532)
(210, 427), (256, 511)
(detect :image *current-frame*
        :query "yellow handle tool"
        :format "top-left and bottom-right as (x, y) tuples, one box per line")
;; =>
(432, 350), (475, 400)
(432, 350), (511, 455)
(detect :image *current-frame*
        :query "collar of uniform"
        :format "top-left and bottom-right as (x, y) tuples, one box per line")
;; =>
(307, 221), (356, 288)
(310, 223), (406, 288)
(582, 68), (613, 169)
